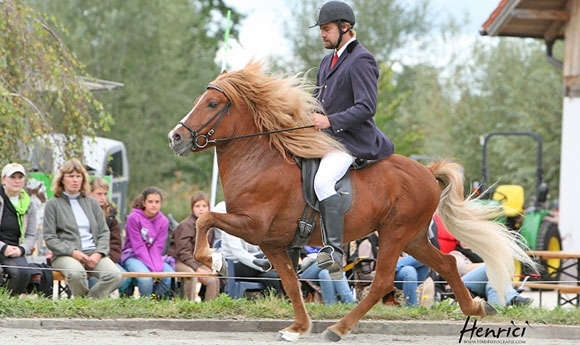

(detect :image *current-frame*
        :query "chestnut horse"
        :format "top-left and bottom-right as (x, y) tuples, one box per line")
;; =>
(168, 61), (534, 342)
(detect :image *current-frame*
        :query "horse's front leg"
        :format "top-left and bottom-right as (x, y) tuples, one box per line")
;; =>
(195, 210), (264, 276)
(261, 247), (311, 342)
(193, 212), (214, 270)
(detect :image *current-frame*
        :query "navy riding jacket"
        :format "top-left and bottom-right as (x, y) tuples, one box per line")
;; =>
(314, 40), (394, 160)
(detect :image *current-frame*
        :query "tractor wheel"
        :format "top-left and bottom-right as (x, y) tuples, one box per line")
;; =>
(535, 219), (562, 282)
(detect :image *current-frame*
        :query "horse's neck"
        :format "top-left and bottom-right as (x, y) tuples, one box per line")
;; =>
(216, 140), (283, 180)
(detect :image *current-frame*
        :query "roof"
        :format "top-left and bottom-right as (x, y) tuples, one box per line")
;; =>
(480, 0), (570, 39)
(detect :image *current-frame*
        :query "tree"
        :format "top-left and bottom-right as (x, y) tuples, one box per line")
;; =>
(0, 0), (112, 163)
(283, 0), (431, 72)
(27, 0), (242, 209)
(437, 38), (563, 197)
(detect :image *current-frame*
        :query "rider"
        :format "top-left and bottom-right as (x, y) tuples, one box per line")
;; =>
(310, 1), (394, 279)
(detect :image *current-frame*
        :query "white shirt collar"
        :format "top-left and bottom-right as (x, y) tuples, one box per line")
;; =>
(335, 37), (357, 57)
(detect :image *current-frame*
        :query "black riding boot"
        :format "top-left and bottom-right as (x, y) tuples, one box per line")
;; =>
(317, 193), (344, 280)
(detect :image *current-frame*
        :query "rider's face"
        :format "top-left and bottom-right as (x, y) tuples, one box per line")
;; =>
(319, 23), (340, 50)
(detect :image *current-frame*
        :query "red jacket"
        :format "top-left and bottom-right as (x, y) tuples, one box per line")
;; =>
(434, 213), (459, 254)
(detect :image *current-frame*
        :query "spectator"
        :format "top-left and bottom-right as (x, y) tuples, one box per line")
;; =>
(121, 186), (174, 297)
(43, 158), (121, 298)
(167, 191), (219, 301)
(462, 264), (532, 307)
(0, 163), (38, 296)
(390, 255), (430, 307)
(88, 177), (130, 292)
(215, 202), (284, 296)
(352, 232), (432, 306)
(299, 246), (355, 305)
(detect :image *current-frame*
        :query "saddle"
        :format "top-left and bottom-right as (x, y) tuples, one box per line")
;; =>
(287, 157), (373, 270)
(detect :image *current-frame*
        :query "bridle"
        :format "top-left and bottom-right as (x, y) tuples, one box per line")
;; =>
(177, 84), (314, 151)
(177, 84), (231, 151)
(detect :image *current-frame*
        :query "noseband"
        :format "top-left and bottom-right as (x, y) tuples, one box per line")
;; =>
(178, 84), (231, 150)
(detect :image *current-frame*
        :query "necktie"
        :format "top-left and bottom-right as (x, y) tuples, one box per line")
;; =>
(330, 52), (338, 69)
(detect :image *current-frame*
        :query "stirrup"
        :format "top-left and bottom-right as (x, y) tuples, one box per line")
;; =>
(317, 251), (343, 280)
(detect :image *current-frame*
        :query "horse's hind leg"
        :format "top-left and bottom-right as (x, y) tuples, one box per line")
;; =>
(405, 239), (495, 317)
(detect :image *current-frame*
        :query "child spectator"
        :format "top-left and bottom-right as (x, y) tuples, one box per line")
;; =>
(88, 178), (130, 292)
(121, 186), (174, 297)
(167, 191), (220, 301)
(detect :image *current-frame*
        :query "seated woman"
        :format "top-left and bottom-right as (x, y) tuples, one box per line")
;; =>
(121, 186), (174, 298)
(299, 246), (355, 305)
(0, 163), (38, 297)
(391, 255), (430, 307)
(43, 158), (121, 298)
(167, 191), (220, 301)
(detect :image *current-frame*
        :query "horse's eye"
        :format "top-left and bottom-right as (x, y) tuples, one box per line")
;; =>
(208, 101), (218, 108)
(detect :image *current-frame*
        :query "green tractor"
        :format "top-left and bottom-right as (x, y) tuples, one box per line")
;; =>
(477, 131), (561, 282)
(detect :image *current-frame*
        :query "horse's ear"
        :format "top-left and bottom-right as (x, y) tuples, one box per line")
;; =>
(221, 69), (228, 74)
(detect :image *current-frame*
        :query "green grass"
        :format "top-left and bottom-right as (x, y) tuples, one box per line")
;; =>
(1, 290), (579, 325)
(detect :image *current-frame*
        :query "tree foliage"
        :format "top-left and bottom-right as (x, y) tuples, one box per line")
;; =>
(284, 0), (430, 72)
(284, 0), (562, 203)
(25, 0), (242, 209)
(432, 38), (563, 197)
(8, 0), (564, 217)
(0, 0), (112, 163)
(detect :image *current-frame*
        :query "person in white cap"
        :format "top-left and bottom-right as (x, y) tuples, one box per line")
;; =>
(0, 162), (38, 296)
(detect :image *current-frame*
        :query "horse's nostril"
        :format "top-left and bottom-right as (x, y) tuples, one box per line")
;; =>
(172, 133), (181, 142)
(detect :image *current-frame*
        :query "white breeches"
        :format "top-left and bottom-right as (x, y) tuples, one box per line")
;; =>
(314, 150), (354, 201)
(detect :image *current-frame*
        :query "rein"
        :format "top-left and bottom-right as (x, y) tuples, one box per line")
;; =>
(178, 84), (314, 150)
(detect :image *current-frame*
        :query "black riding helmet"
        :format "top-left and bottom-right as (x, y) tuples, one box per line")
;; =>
(311, 1), (355, 49)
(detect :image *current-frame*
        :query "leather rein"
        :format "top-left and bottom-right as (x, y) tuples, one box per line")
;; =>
(178, 84), (314, 151)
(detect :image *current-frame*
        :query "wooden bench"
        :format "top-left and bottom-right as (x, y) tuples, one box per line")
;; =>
(521, 250), (580, 307)
(53, 270), (217, 300)
(518, 282), (580, 307)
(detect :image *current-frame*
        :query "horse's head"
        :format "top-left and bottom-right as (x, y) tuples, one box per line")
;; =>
(169, 60), (344, 159)
(168, 83), (232, 156)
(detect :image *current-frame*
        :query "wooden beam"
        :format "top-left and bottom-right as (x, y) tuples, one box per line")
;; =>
(544, 19), (566, 42)
(564, 0), (580, 97)
(512, 9), (570, 21)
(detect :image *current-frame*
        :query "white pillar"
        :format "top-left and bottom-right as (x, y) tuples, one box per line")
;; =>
(559, 97), (580, 252)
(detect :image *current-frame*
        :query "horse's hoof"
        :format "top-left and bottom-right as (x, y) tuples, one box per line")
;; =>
(321, 329), (342, 342)
(211, 252), (228, 277)
(277, 330), (300, 342)
(483, 301), (498, 315)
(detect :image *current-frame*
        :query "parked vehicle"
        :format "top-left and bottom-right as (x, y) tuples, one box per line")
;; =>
(476, 131), (561, 282)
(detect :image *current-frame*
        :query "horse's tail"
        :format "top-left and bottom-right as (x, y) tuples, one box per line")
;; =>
(428, 160), (537, 304)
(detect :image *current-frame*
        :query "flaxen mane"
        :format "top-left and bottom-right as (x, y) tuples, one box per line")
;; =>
(211, 61), (346, 159)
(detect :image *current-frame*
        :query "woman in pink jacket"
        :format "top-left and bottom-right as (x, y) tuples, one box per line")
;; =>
(121, 186), (173, 297)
